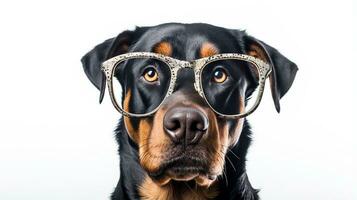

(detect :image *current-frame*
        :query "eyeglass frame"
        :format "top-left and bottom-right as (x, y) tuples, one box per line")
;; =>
(101, 52), (272, 118)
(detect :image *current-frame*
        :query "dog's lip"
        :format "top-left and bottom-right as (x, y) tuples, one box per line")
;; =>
(151, 171), (217, 187)
(166, 166), (204, 178)
(148, 155), (206, 177)
(166, 168), (199, 181)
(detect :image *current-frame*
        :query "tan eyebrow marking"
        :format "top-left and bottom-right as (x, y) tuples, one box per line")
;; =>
(200, 42), (219, 58)
(153, 42), (173, 56)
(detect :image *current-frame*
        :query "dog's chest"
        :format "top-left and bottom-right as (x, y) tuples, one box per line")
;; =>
(138, 176), (219, 200)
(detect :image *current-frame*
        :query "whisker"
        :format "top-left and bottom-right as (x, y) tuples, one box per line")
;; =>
(225, 154), (237, 172)
(184, 182), (199, 197)
(221, 144), (240, 160)
(222, 163), (228, 187)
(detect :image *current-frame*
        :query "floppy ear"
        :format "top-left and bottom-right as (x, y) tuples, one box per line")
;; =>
(81, 27), (146, 103)
(244, 35), (298, 112)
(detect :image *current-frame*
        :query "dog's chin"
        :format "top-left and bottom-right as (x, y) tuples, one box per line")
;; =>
(148, 160), (218, 187)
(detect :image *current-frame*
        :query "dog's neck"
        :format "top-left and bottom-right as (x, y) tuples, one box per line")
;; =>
(111, 119), (259, 200)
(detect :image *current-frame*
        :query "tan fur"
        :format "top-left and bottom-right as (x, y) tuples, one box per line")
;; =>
(139, 175), (219, 200)
(228, 118), (244, 147)
(138, 119), (155, 172)
(154, 42), (173, 56)
(200, 42), (219, 58)
(205, 110), (228, 175)
(139, 108), (170, 174)
(228, 96), (245, 146)
(123, 89), (140, 142)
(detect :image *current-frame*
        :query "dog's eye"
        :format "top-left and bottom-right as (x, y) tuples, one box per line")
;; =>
(212, 67), (228, 83)
(143, 66), (159, 82)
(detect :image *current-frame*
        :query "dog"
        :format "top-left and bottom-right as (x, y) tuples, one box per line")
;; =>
(81, 23), (298, 200)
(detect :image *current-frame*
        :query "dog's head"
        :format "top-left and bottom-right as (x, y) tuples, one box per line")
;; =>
(81, 23), (297, 187)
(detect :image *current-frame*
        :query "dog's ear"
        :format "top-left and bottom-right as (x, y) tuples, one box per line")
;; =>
(81, 27), (147, 103)
(243, 35), (298, 112)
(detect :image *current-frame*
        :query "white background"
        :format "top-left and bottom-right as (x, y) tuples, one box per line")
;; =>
(0, 0), (356, 199)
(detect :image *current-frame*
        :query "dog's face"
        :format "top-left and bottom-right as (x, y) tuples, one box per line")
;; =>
(82, 23), (297, 188)
(119, 24), (255, 187)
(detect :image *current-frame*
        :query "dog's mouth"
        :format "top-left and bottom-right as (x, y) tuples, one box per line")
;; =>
(148, 155), (217, 187)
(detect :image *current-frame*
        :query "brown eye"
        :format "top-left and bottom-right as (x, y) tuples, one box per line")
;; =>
(212, 68), (227, 83)
(143, 67), (159, 82)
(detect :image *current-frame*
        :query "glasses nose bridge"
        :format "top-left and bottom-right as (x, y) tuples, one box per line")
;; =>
(171, 60), (204, 97)
(174, 60), (193, 70)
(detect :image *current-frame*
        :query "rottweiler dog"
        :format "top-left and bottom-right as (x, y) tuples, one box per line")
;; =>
(81, 23), (298, 200)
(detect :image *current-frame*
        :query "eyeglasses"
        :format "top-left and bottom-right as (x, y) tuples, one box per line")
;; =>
(101, 52), (271, 118)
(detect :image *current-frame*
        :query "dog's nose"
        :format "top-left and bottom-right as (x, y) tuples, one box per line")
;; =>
(163, 107), (208, 145)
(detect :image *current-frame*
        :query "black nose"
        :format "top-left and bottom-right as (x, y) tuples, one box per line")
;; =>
(163, 107), (209, 145)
